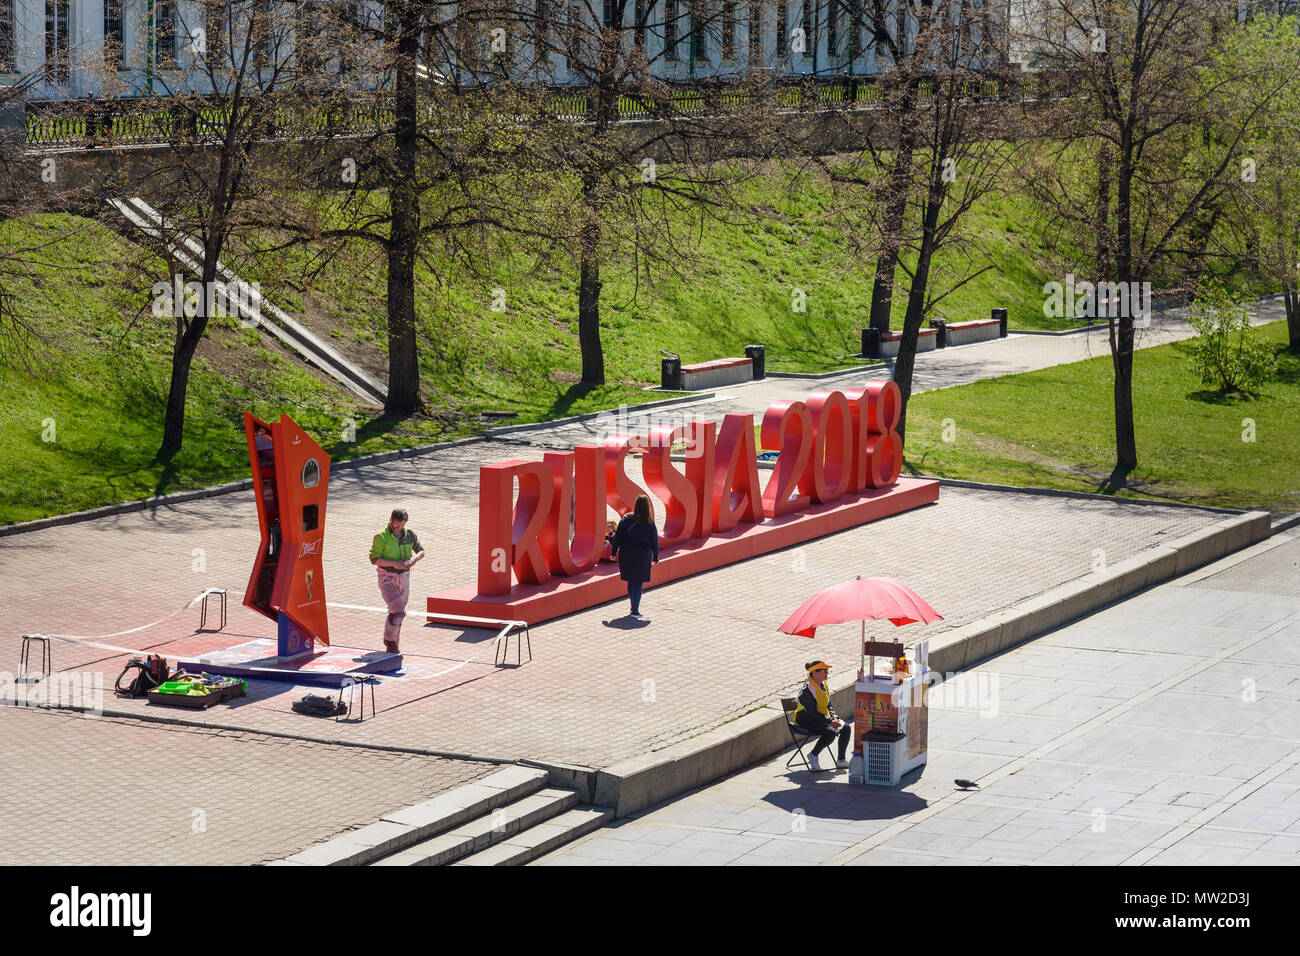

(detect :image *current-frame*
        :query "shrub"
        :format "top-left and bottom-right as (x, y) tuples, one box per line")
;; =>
(1187, 280), (1278, 397)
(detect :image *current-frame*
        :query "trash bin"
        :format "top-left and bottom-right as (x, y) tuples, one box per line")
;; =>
(744, 345), (766, 380)
(992, 307), (1008, 338)
(861, 328), (881, 359)
(661, 355), (683, 390)
(929, 318), (948, 348)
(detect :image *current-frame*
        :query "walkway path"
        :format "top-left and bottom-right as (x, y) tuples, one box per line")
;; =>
(538, 532), (1300, 865)
(495, 296), (1288, 453)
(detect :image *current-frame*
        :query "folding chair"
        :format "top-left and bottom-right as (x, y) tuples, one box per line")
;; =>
(781, 697), (826, 771)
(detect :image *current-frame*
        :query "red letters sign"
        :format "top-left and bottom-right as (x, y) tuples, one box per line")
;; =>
(473, 381), (905, 597)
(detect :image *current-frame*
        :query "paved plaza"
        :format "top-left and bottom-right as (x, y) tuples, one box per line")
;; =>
(0, 707), (495, 865)
(0, 299), (1291, 865)
(539, 535), (1300, 865)
(0, 451), (1227, 769)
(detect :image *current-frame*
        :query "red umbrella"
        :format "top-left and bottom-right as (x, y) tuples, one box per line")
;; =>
(779, 575), (942, 675)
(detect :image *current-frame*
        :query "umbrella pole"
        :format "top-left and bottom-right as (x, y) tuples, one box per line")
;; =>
(860, 619), (866, 679)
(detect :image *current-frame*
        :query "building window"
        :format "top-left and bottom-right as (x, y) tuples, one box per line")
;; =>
(566, 3), (583, 68)
(800, 1), (811, 58)
(535, 0), (550, 52)
(603, 0), (617, 27)
(46, 0), (70, 82)
(156, 0), (178, 69)
(722, 1), (735, 58)
(777, 0), (787, 55)
(849, 0), (861, 58)
(691, 2), (707, 61)
(635, 0), (648, 47)
(1, 0), (16, 73)
(665, 0), (678, 59)
(748, 0), (760, 62)
(828, 0), (839, 57)
(103, 0), (126, 68)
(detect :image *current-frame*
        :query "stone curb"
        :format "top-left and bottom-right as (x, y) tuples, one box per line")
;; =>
(581, 508), (1272, 819)
(0, 394), (714, 539)
(922, 476), (1245, 514)
(1272, 512), (1300, 535)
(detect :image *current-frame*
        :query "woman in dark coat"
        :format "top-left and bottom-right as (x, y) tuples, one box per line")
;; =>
(609, 494), (659, 618)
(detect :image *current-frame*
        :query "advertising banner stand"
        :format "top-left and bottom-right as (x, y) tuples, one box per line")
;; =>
(849, 639), (930, 786)
(178, 413), (403, 687)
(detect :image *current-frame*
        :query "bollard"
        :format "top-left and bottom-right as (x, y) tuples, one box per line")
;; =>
(661, 355), (683, 390)
(992, 308), (1008, 337)
(861, 328), (881, 359)
(744, 344), (766, 380)
(929, 318), (948, 348)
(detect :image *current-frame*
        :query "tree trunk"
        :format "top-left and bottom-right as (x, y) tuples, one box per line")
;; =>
(1111, 144), (1138, 473)
(893, 185), (942, 445)
(575, 79), (617, 388)
(893, 126), (949, 444)
(1285, 283), (1299, 351)
(578, 194), (605, 386)
(868, 111), (916, 333)
(384, 6), (422, 417)
(159, 317), (205, 455)
(1095, 144), (1111, 278)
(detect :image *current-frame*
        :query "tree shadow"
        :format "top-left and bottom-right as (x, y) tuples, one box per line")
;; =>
(548, 383), (600, 420)
(1184, 388), (1246, 406)
(1096, 464), (1135, 495)
(151, 448), (181, 498)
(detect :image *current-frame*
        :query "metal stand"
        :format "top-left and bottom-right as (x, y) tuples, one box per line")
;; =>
(495, 625), (532, 667)
(337, 675), (378, 721)
(199, 588), (227, 631)
(17, 635), (51, 685)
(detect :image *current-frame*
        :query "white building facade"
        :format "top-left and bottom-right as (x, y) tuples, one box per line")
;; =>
(0, 0), (1010, 101)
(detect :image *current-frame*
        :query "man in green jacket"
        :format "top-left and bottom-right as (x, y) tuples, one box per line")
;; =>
(369, 509), (425, 653)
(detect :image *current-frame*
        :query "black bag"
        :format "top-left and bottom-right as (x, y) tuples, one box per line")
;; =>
(114, 654), (169, 698)
(291, 694), (347, 717)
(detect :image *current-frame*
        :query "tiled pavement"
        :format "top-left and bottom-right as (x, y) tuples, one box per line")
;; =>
(0, 707), (494, 865)
(537, 535), (1300, 865)
(0, 459), (1226, 767)
(0, 302), (1286, 866)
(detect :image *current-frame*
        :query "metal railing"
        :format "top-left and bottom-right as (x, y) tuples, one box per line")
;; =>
(20, 70), (1061, 150)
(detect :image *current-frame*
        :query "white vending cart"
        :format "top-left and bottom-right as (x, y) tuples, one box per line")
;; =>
(849, 639), (930, 786)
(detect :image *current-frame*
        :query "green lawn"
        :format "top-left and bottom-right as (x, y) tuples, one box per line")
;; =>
(901, 322), (1300, 515)
(0, 154), (1280, 526)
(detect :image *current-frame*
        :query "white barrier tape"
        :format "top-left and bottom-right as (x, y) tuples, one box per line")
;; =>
(21, 588), (226, 656)
(325, 601), (528, 683)
(19, 590), (524, 686)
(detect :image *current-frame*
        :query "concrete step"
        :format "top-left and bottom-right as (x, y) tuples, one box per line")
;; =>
(280, 764), (549, 866)
(456, 806), (615, 866)
(375, 787), (582, 866)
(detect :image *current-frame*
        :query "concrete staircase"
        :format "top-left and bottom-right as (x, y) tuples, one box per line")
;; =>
(273, 765), (611, 867)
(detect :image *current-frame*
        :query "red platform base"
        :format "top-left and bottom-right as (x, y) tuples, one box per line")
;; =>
(428, 477), (939, 625)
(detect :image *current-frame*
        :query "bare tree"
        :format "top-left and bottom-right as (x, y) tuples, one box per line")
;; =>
(1015, 0), (1290, 478)
(813, 0), (1022, 438)
(1212, 10), (1300, 349)
(506, 0), (774, 385)
(90, 0), (315, 455)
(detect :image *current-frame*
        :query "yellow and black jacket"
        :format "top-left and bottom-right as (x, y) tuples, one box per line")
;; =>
(792, 680), (838, 733)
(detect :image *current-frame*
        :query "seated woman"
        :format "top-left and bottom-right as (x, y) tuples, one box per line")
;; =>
(599, 520), (618, 562)
(792, 661), (853, 772)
